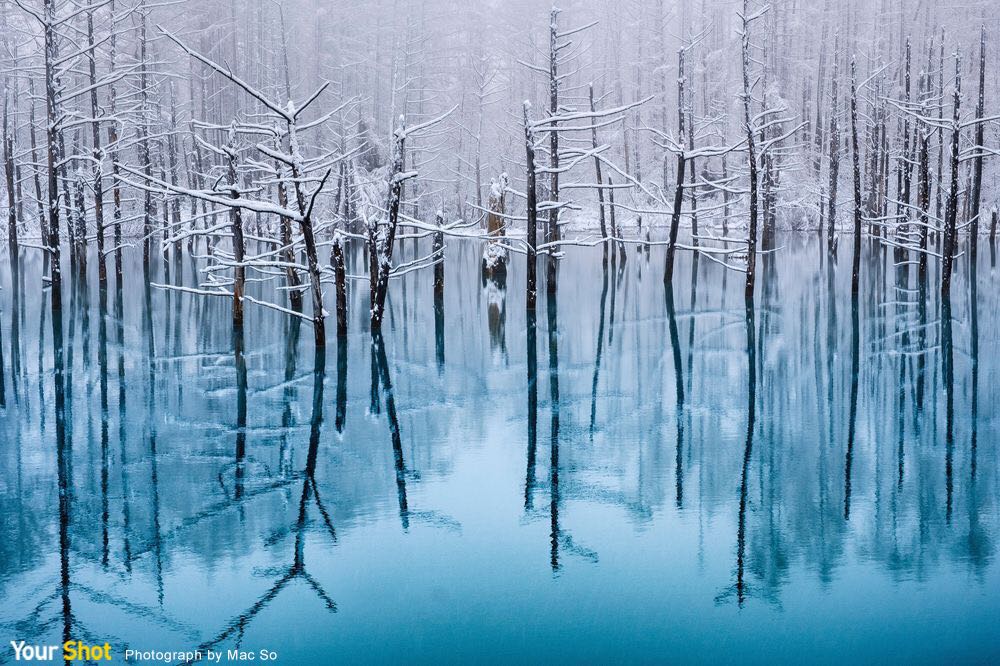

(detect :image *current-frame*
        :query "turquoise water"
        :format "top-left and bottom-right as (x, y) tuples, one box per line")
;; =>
(0, 235), (997, 664)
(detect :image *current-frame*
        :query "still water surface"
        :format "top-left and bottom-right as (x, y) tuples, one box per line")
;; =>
(0, 235), (997, 663)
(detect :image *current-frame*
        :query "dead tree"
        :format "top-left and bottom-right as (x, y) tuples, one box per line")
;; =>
(969, 26), (987, 265)
(332, 230), (347, 338)
(665, 47), (687, 286)
(159, 26), (342, 348)
(740, 0), (763, 302)
(588, 84), (607, 241)
(850, 56), (862, 293)
(224, 129), (245, 331)
(524, 101), (538, 313)
(2, 90), (15, 251)
(917, 131), (930, 282)
(825, 34), (840, 255)
(368, 108), (454, 331)
(138, 0), (154, 272)
(370, 120), (407, 331)
(42, 0), (64, 308)
(941, 54), (961, 297)
(547, 8), (560, 245)
(85, 1), (106, 283)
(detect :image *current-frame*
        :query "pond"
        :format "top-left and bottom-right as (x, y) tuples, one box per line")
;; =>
(0, 233), (997, 663)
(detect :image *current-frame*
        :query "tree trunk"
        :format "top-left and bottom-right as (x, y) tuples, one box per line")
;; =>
(86, 6), (105, 282)
(43, 0), (63, 309)
(524, 102), (538, 313)
(665, 48), (686, 286)
(371, 123), (406, 331)
(969, 26), (986, 266)
(332, 232), (347, 338)
(850, 57), (862, 294)
(741, 1), (759, 303)
(588, 84), (607, 241)
(2, 90), (16, 251)
(941, 55), (961, 297)
(548, 8), (560, 245)
(227, 140), (245, 331)
(826, 36), (840, 255)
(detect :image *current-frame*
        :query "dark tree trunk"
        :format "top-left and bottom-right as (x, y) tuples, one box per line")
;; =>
(332, 233), (347, 338)
(370, 124), (406, 331)
(665, 48), (686, 286)
(917, 132), (930, 283)
(941, 55), (961, 297)
(524, 102), (538, 313)
(969, 27), (987, 266)
(2, 91), (16, 251)
(826, 37), (840, 255)
(226, 143), (245, 331)
(588, 84), (607, 242)
(850, 57), (862, 294)
(86, 7), (105, 283)
(741, 2), (759, 303)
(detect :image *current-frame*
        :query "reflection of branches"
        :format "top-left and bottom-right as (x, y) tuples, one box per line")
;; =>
(127, 477), (300, 562)
(183, 355), (337, 663)
(73, 585), (200, 639)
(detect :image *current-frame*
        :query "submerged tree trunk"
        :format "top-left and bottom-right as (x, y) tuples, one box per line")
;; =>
(524, 102), (538, 313)
(371, 121), (406, 331)
(332, 231), (347, 338)
(665, 48), (686, 286)
(277, 177), (303, 312)
(547, 7), (560, 245)
(589, 84), (607, 241)
(917, 132), (930, 282)
(86, 5), (105, 283)
(741, 0), (759, 303)
(3, 90), (16, 252)
(941, 55), (961, 297)
(969, 26), (986, 266)
(826, 35), (840, 255)
(850, 57), (862, 294)
(42, 0), (63, 309)
(226, 135), (245, 331)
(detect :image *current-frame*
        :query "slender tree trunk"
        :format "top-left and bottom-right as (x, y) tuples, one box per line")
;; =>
(86, 6), (105, 282)
(941, 55), (961, 297)
(2, 90), (16, 251)
(42, 0), (63, 308)
(899, 38), (913, 225)
(588, 84), (607, 241)
(548, 8), (560, 245)
(226, 139), (245, 331)
(27, 78), (46, 240)
(969, 26), (986, 266)
(276, 177), (303, 311)
(935, 32), (945, 227)
(850, 57), (862, 293)
(371, 124), (405, 331)
(106, 0), (122, 281)
(138, 1), (154, 273)
(742, 1), (759, 303)
(608, 177), (624, 263)
(826, 36), (840, 254)
(524, 102), (538, 313)
(917, 132), (930, 282)
(332, 232), (347, 338)
(665, 48), (686, 286)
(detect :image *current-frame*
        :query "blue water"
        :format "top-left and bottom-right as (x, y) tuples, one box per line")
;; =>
(0, 235), (997, 664)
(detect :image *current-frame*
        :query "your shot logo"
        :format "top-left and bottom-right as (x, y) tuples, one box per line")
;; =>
(10, 641), (113, 661)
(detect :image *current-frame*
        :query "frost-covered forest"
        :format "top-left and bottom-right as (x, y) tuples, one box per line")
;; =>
(2, 2), (1000, 655)
(1, 0), (998, 330)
